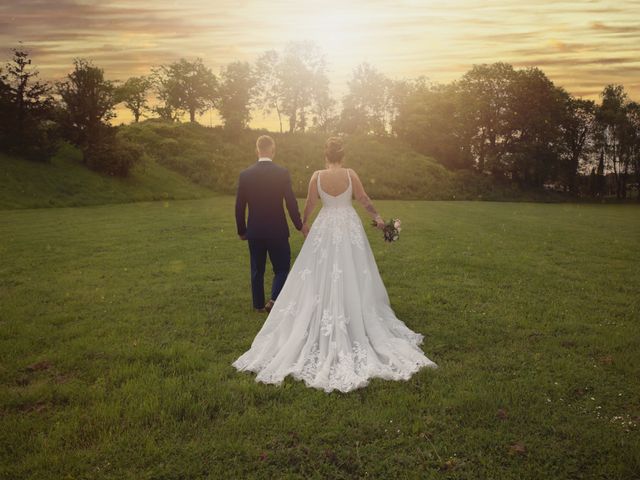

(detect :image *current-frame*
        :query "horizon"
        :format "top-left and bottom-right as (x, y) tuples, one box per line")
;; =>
(1, 0), (639, 129)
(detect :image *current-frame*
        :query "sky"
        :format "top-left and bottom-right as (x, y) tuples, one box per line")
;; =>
(1, 0), (639, 128)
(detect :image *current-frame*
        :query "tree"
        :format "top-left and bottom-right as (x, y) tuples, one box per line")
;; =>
(310, 73), (336, 133)
(150, 66), (180, 121)
(218, 61), (257, 133)
(255, 50), (284, 132)
(117, 76), (151, 123)
(55, 58), (139, 176)
(255, 42), (329, 133)
(57, 58), (116, 151)
(595, 85), (632, 198)
(0, 64), (13, 150)
(387, 78), (416, 137)
(0, 48), (55, 158)
(626, 101), (640, 201)
(0, 69), (10, 112)
(507, 67), (566, 187)
(393, 79), (473, 169)
(280, 41), (328, 133)
(458, 63), (518, 175)
(340, 63), (391, 135)
(152, 58), (217, 123)
(559, 96), (595, 193)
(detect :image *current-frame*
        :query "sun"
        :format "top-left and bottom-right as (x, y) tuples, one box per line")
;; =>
(283, 7), (381, 68)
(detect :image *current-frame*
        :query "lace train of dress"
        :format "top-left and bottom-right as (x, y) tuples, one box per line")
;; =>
(232, 171), (437, 393)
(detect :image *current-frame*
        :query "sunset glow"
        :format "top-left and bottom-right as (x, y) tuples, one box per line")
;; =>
(1, 0), (639, 128)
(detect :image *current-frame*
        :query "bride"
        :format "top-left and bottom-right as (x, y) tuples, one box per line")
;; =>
(232, 137), (437, 393)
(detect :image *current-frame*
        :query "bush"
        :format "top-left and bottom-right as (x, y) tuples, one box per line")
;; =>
(84, 137), (143, 177)
(20, 120), (60, 162)
(0, 116), (60, 163)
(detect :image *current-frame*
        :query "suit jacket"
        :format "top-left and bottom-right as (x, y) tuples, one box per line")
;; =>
(235, 160), (303, 239)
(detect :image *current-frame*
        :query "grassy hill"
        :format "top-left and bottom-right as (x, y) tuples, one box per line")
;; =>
(0, 143), (215, 209)
(120, 120), (516, 201)
(1, 120), (564, 210)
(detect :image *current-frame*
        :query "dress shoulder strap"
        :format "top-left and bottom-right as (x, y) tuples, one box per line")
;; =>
(316, 170), (323, 193)
(346, 168), (352, 188)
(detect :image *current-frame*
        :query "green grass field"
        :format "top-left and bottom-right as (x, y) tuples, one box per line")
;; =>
(1, 198), (639, 479)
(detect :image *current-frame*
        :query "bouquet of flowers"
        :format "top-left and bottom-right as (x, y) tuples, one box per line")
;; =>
(372, 218), (401, 242)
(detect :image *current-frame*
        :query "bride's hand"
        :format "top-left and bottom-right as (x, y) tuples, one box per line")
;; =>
(374, 216), (385, 230)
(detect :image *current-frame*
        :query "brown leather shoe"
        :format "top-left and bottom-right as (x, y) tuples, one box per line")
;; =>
(255, 307), (267, 313)
(265, 299), (275, 313)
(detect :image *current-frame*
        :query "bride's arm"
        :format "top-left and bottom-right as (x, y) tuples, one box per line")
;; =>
(349, 169), (384, 228)
(302, 171), (320, 232)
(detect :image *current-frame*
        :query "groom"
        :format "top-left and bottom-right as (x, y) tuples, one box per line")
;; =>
(235, 135), (307, 313)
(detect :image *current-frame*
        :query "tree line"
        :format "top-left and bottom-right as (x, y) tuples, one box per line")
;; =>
(390, 64), (640, 199)
(0, 42), (638, 199)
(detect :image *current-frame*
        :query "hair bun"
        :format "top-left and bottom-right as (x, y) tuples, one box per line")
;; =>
(325, 137), (345, 163)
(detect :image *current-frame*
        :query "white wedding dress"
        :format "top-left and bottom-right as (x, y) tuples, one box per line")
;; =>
(232, 171), (437, 393)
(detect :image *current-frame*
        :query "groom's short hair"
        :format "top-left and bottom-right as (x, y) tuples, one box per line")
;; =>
(256, 135), (275, 154)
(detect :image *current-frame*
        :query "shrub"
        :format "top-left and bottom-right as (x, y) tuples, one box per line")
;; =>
(84, 137), (143, 177)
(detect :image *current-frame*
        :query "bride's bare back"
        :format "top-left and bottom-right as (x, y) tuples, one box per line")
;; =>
(302, 166), (383, 228)
(318, 168), (351, 196)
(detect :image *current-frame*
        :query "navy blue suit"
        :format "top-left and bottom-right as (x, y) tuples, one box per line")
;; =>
(235, 160), (303, 309)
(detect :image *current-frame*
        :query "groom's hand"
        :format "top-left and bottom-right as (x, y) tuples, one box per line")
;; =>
(238, 234), (247, 241)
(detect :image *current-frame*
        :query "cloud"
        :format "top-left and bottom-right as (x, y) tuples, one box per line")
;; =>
(0, 0), (639, 109)
(590, 21), (640, 33)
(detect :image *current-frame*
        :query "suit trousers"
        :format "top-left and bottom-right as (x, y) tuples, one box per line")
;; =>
(247, 237), (291, 309)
